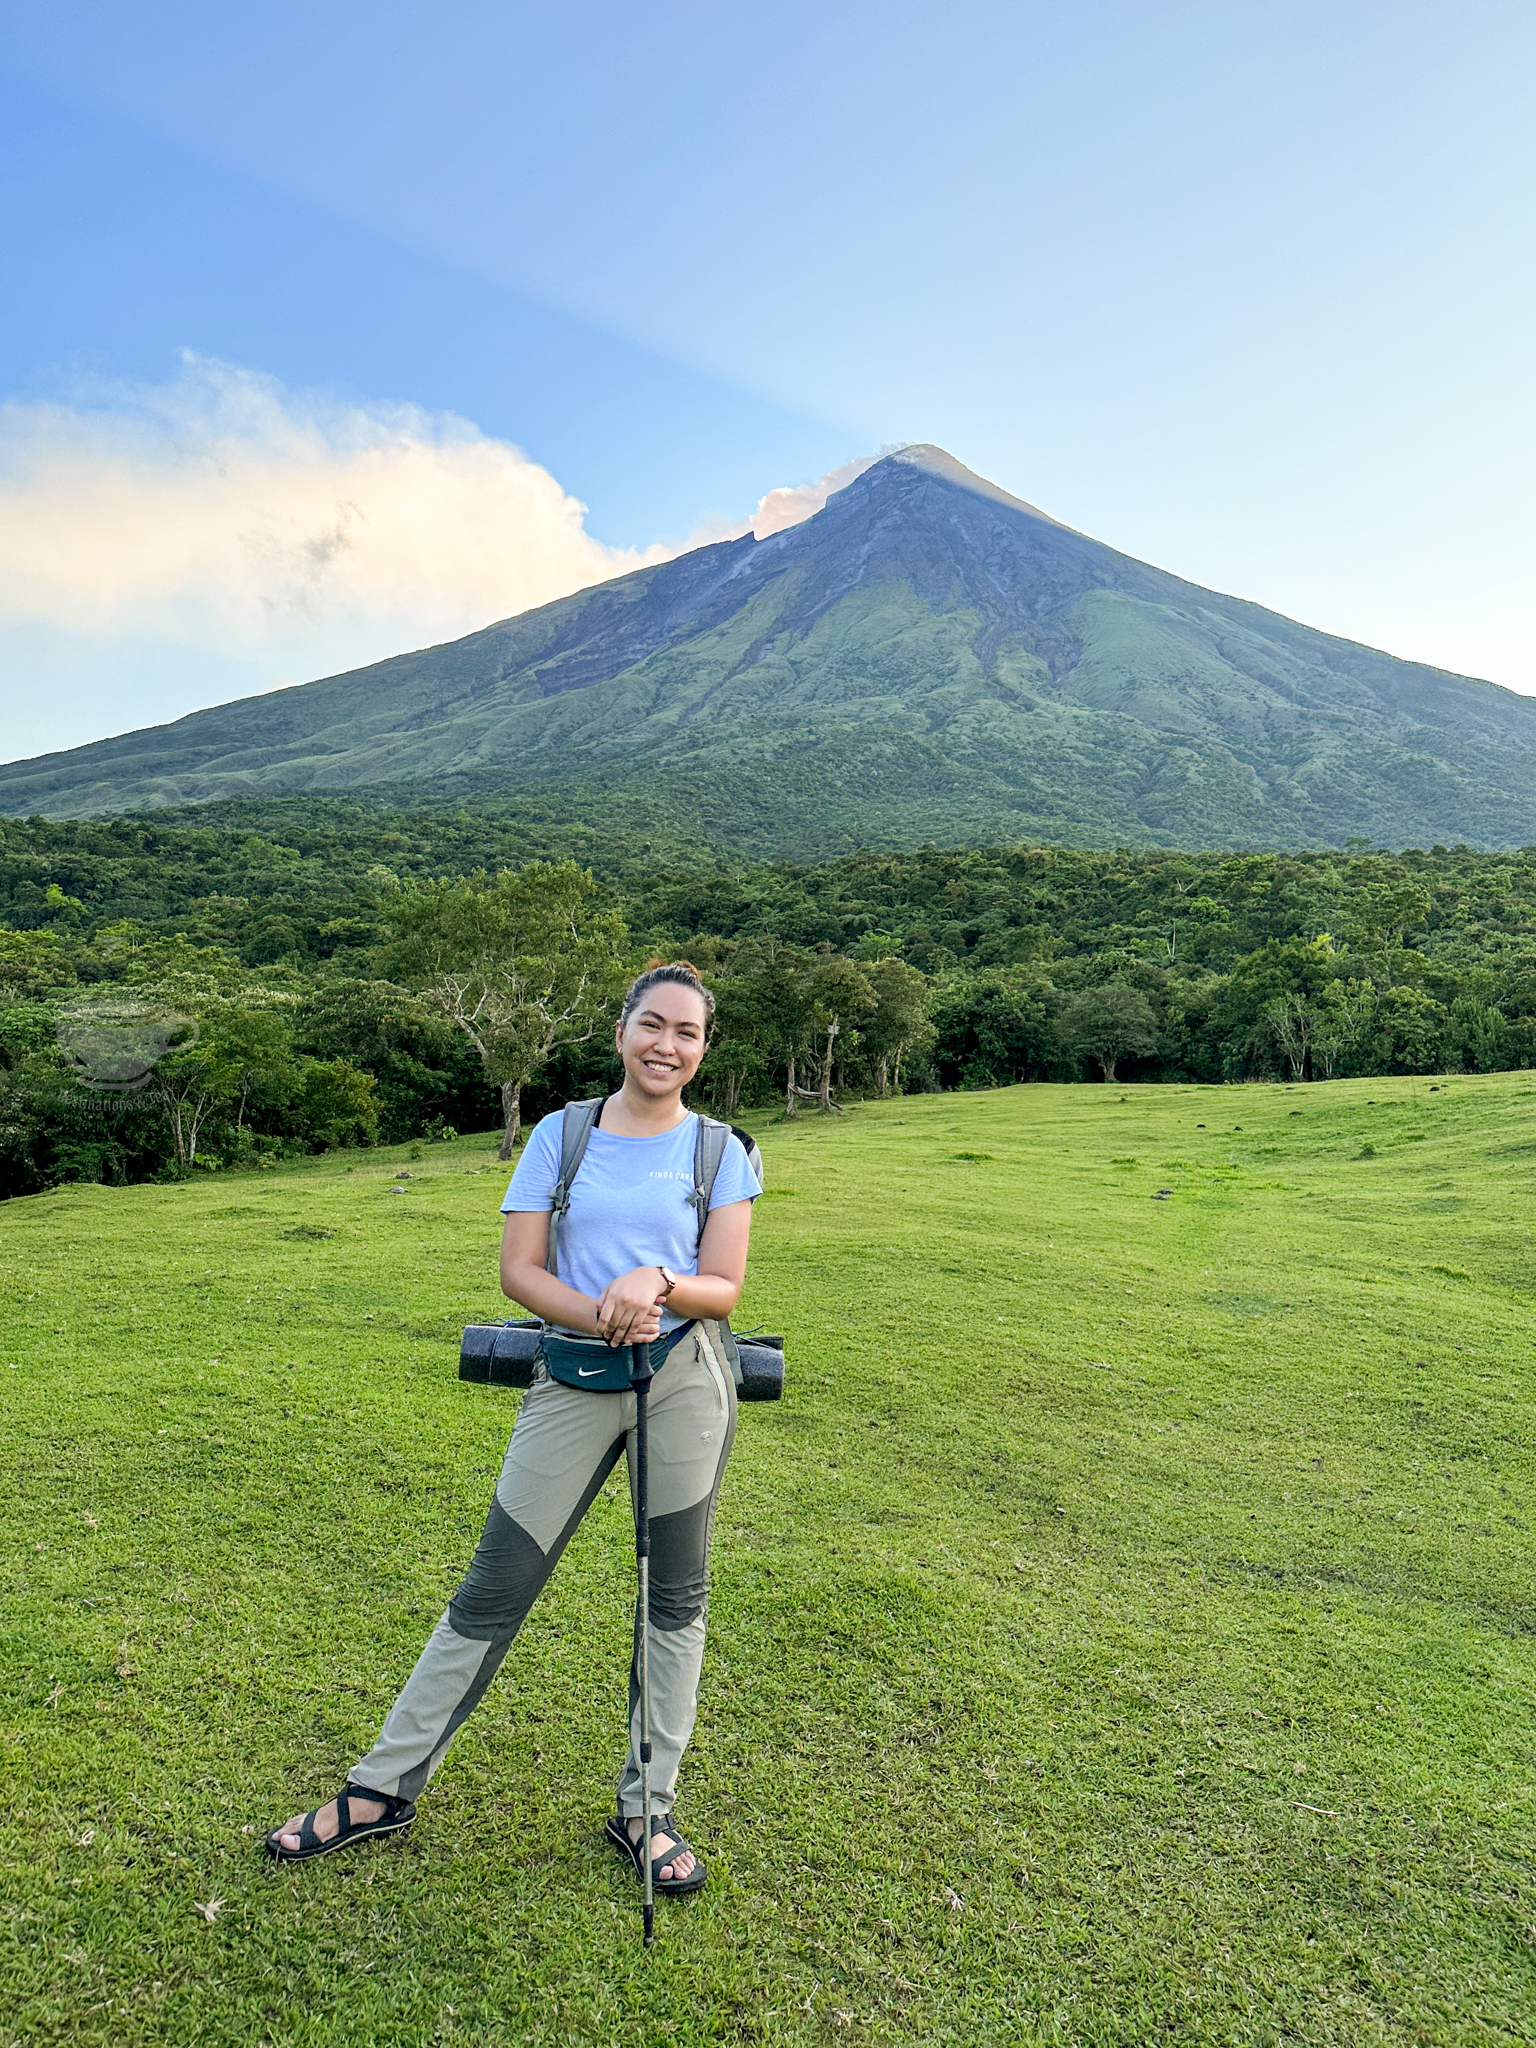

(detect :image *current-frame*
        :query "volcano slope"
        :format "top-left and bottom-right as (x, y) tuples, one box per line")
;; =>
(1, 1074), (1532, 2043)
(5, 445), (1536, 854)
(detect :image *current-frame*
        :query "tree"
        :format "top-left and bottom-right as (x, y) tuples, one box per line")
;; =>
(297, 979), (482, 1141)
(0, 928), (75, 1000)
(211, 1004), (297, 1138)
(382, 862), (628, 1156)
(931, 968), (1054, 1088)
(1216, 936), (1345, 1078)
(1059, 982), (1158, 1083)
(1341, 877), (1432, 986)
(859, 957), (932, 1095)
(1308, 980), (1375, 1080)
(800, 954), (878, 1112)
(699, 968), (772, 1118)
(289, 1057), (379, 1150)
(124, 981), (295, 1170)
(709, 938), (816, 1118)
(146, 1029), (221, 1171)
(1262, 979), (1375, 1080)
(1445, 995), (1509, 1074)
(1261, 991), (1313, 1082)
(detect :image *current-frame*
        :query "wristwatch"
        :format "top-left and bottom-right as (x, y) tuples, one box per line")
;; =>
(656, 1265), (678, 1299)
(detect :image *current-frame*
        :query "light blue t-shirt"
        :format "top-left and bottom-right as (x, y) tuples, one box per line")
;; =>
(501, 1111), (762, 1331)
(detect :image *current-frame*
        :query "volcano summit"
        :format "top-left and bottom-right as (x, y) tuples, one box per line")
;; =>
(3, 445), (1533, 854)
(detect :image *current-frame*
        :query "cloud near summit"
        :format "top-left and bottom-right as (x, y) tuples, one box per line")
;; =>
(0, 359), (871, 759)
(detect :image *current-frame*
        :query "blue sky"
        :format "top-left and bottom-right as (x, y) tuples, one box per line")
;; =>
(2, 0), (1533, 759)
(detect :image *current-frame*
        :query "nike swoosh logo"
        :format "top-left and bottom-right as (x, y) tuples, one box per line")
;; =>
(577, 1366), (606, 1377)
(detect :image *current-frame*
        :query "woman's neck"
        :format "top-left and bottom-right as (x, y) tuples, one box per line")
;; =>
(601, 1079), (691, 1138)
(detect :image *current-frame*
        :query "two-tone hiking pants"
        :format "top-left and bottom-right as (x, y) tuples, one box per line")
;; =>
(350, 1323), (737, 1815)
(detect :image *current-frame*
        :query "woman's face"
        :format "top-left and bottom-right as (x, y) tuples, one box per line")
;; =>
(616, 984), (710, 1100)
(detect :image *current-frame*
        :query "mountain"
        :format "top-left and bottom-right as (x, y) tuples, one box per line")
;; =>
(4, 444), (1534, 855)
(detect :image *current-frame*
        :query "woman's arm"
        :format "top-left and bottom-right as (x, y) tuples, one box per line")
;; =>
(662, 1198), (754, 1321)
(500, 1211), (613, 1335)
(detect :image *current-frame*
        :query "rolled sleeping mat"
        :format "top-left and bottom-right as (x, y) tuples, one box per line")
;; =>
(459, 1321), (786, 1400)
(459, 1318), (542, 1388)
(734, 1333), (784, 1402)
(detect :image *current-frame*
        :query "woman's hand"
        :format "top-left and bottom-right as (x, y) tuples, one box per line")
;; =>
(594, 1266), (666, 1347)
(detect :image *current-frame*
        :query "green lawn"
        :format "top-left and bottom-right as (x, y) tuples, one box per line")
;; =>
(2, 1076), (1534, 2045)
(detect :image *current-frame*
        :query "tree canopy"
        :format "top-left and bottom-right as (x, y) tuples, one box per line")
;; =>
(5, 797), (1536, 1197)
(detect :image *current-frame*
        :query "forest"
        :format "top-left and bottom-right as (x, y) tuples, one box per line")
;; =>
(3, 795), (1535, 1198)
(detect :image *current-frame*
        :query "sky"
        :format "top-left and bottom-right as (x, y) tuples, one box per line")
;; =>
(1, 0), (1533, 763)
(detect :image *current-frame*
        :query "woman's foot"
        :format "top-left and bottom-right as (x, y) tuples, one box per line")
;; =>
(270, 1790), (388, 1855)
(627, 1814), (695, 1884)
(264, 1784), (415, 1860)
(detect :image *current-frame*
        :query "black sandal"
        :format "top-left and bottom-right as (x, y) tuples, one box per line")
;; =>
(263, 1783), (417, 1862)
(605, 1808), (708, 1895)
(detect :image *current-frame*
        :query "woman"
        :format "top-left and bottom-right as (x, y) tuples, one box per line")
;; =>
(266, 960), (761, 1895)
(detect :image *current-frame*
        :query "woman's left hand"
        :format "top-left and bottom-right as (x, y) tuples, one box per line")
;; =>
(594, 1267), (666, 1347)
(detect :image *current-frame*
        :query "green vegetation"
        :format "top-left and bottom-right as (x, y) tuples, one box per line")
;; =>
(2, 1076), (1532, 2043)
(378, 861), (631, 1152)
(6, 447), (1536, 853)
(7, 806), (1536, 1198)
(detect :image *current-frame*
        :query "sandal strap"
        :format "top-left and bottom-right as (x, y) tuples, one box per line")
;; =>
(610, 1813), (687, 1868)
(343, 1782), (411, 1822)
(641, 1813), (692, 1869)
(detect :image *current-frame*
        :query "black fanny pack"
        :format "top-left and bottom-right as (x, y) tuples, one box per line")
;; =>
(540, 1321), (696, 1393)
(460, 1318), (783, 1400)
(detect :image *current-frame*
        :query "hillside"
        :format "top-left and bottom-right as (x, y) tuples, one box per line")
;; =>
(4, 1080), (1532, 2039)
(5, 445), (1535, 854)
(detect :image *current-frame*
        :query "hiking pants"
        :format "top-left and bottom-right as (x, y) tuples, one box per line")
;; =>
(351, 1323), (737, 1815)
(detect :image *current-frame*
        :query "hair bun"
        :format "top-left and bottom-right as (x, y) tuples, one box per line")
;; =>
(621, 961), (715, 1029)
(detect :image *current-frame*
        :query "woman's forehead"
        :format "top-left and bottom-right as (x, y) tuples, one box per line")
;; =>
(629, 987), (708, 1026)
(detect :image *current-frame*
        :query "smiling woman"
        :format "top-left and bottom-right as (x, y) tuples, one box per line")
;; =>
(264, 959), (762, 1900)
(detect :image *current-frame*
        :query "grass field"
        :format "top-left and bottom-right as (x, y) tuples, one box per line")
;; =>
(2, 1075), (1534, 2046)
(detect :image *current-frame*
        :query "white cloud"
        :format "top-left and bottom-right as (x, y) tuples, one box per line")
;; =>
(0, 356), (669, 679)
(747, 455), (879, 538)
(0, 359), (879, 760)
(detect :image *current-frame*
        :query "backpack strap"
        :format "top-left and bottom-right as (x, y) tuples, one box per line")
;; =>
(729, 1123), (764, 1187)
(547, 1098), (605, 1278)
(689, 1117), (765, 1226)
(688, 1115), (731, 1241)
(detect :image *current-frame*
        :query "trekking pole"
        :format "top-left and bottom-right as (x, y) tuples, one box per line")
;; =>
(630, 1338), (656, 1947)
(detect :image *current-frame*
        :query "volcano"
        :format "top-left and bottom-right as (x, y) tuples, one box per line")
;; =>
(4, 444), (1533, 854)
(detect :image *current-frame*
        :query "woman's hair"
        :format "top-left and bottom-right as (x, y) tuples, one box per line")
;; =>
(619, 959), (715, 1035)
